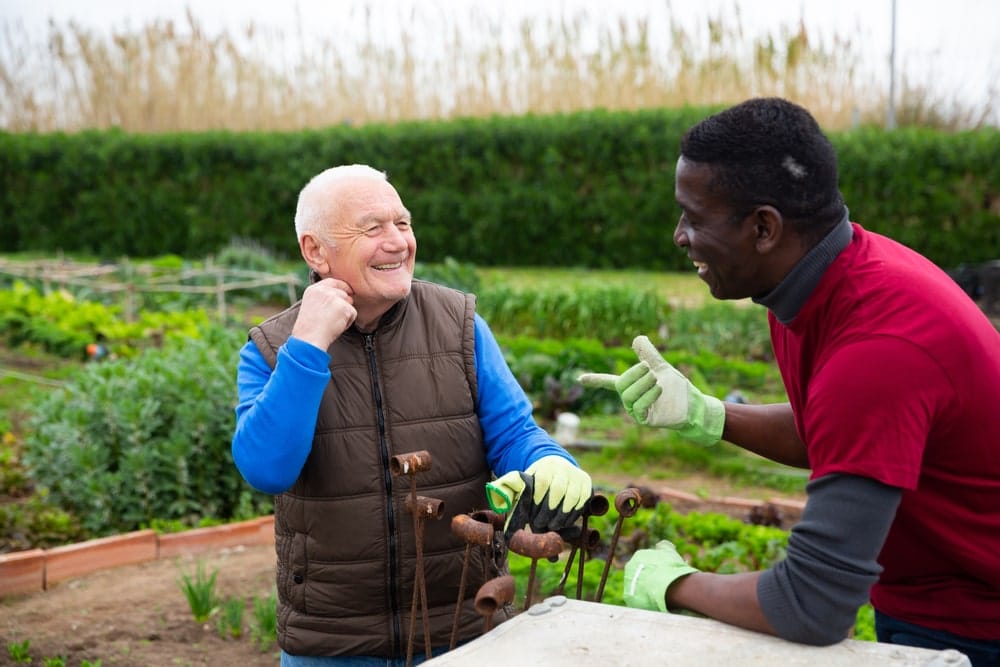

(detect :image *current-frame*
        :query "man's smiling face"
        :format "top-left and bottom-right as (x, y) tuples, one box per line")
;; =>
(323, 177), (415, 322)
(673, 156), (768, 301)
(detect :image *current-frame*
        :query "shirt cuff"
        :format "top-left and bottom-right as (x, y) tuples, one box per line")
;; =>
(285, 336), (332, 370)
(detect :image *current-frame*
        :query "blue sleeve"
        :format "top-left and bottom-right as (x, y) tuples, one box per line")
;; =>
(231, 336), (333, 493)
(474, 313), (578, 475)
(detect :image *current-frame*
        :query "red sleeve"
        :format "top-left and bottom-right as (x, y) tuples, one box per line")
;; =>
(802, 336), (950, 489)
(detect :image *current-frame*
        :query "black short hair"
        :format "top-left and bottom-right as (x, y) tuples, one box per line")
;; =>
(680, 98), (846, 235)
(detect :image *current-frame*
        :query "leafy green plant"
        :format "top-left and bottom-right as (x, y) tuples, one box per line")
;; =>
(22, 325), (272, 536)
(663, 302), (773, 361)
(0, 489), (85, 552)
(250, 589), (278, 651)
(216, 596), (245, 639)
(43, 656), (67, 666)
(81, 661), (103, 667)
(0, 431), (31, 496)
(479, 284), (669, 346)
(0, 282), (212, 359)
(7, 639), (32, 663)
(178, 561), (220, 623)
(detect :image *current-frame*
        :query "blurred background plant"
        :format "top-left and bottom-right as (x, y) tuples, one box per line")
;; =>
(1, 3), (994, 134)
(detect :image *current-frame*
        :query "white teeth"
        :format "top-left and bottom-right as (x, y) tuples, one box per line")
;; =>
(374, 262), (402, 270)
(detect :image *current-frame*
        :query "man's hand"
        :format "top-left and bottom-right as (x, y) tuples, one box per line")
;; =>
(291, 278), (357, 351)
(578, 335), (725, 446)
(485, 456), (592, 540)
(624, 540), (699, 612)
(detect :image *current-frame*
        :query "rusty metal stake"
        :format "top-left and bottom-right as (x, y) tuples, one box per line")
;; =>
(469, 509), (504, 585)
(576, 494), (609, 600)
(473, 575), (515, 633)
(595, 488), (642, 603)
(404, 494), (444, 665)
(553, 527), (599, 597)
(449, 513), (495, 650)
(390, 451), (436, 667)
(507, 529), (563, 610)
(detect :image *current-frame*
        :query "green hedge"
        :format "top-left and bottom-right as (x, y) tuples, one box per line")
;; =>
(2, 108), (997, 268)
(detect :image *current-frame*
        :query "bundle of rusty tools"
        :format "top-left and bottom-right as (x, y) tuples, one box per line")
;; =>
(386, 468), (646, 665)
(389, 450), (443, 667)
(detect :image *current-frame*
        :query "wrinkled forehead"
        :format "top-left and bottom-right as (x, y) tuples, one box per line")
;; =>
(324, 177), (410, 228)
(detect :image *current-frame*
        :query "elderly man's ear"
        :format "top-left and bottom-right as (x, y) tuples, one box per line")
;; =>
(300, 234), (331, 276)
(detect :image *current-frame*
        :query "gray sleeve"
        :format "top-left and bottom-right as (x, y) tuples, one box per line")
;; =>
(757, 473), (902, 645)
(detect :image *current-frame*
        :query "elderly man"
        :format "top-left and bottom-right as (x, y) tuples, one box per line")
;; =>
(232, 164), (591, 666)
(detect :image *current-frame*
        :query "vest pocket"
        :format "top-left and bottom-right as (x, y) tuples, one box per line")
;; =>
(284, 531), (309, 614)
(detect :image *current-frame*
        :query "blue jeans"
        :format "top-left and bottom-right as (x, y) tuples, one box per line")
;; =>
(875, 610), (1000, 667)
(280, 645), (452, 667)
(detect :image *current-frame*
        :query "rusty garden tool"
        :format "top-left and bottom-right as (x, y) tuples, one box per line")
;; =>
(390, 451), (439, 667)
(473, 575), (515, 633)
(575, 493), (609, 600)
(507, 529), (563, 610)
(404, 495), (444, 665)
(553, 526), (600, 598)
(595, 487), (642, 603)
(469, 509), (505, 582)
(449, 513), (496, 650)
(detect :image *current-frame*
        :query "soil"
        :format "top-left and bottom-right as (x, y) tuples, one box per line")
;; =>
(0, 474), (805, 667)
(1, 545), (279, 667)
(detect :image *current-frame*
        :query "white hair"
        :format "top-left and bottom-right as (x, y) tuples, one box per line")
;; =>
(294, 164), (388, 243)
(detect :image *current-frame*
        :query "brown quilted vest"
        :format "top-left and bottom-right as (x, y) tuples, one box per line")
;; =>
(248, 280), (506, 658)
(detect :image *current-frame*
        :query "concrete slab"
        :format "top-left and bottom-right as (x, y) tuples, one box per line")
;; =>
(426, 596), (971, 666)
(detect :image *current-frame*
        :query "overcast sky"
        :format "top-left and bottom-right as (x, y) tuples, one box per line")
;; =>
(3, 0), (997, 119)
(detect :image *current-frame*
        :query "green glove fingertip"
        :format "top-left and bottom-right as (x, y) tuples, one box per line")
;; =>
(485, 482), (512, 513)
(578, 372), (619, 389)
(485, 471), (526, 513)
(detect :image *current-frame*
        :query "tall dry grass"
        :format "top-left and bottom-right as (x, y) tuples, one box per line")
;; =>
(0, 3), (994, 133)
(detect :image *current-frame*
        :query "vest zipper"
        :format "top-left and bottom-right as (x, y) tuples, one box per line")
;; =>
(365, 332), (403, 656)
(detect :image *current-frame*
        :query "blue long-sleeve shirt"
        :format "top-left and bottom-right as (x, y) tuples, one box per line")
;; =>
(232, 313), (575, 493)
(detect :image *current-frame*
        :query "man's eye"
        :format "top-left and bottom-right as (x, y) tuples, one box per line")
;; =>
(396, 221), (411, 230)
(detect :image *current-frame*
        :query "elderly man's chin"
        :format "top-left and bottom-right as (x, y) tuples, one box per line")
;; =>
(377, 271), (414, 302)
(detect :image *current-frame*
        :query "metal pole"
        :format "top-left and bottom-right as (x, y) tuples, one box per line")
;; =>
(887, 0), (897, 129)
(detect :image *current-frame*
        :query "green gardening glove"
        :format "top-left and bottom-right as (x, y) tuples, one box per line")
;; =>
(623, 540), (700, 612)
(485, 455), (592, 540)
(578, 335), (725, 446)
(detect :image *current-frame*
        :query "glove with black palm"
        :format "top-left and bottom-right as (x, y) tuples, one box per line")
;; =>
(485, 456), (592, 541)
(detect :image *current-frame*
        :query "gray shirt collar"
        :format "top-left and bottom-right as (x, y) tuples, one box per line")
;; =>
(752, 209), (853, 325)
